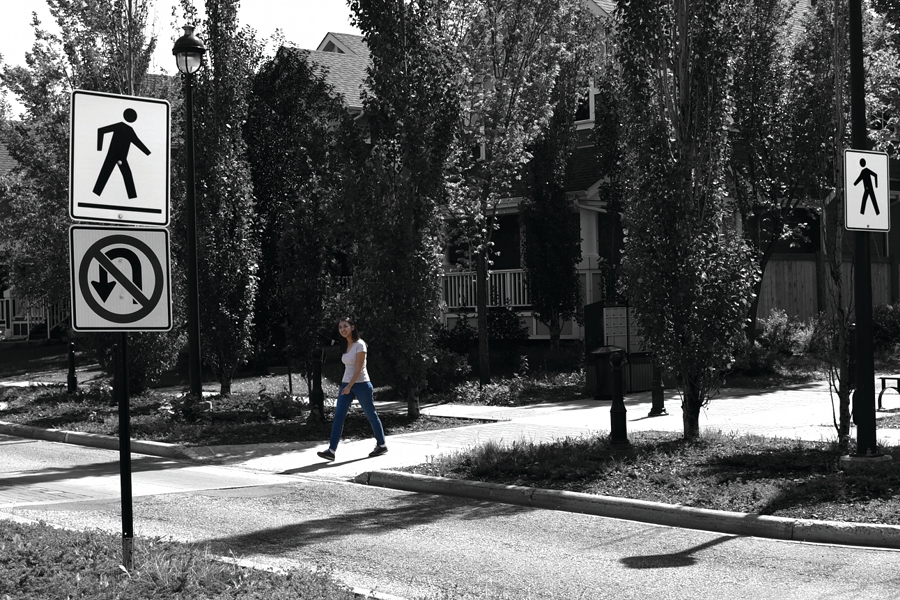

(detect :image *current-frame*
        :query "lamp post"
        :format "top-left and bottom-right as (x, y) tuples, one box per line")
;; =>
(173, 25), (206, 400)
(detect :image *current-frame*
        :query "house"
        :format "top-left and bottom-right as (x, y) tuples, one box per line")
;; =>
(306, 0), (900, 345)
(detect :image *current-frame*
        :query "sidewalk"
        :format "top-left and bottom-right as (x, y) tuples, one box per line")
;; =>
(183, 380), (900, 480)
(3, 378), (900, 549)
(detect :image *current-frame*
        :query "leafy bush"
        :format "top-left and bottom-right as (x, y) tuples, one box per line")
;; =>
(729, 335), (777, 377)
(80, 331), (183, 394)
(873, 304), (900, 354)
(487, 303), (530, 344)
(426, 347), (472, 393)
(433, 318), (478, 354)
(757, 309), (814, 356)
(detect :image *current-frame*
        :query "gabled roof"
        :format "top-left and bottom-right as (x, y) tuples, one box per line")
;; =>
(587, 0), (616, 18)
(0, 137), (15, 178)
(317, 32), (371, 60)
(307, 33), (371, 111)
(788, 0), (815, 38)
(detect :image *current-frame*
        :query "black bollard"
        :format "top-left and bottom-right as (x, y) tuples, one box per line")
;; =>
(308, 347), (325, 422)
(610, 350), (629, 444)
(67, 341), (78, 394)
(648, 364), (667, 417)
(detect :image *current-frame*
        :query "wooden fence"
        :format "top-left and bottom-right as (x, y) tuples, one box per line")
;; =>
(756, 253), (894, 322)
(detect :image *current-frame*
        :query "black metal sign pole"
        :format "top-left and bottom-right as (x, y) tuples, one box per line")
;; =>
(849, 0), (877, 456)
(116, 332), (134, 569)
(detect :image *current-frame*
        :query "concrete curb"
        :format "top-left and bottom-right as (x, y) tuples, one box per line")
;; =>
(0, 420), (193, 460)
(356, 470), (900, 550)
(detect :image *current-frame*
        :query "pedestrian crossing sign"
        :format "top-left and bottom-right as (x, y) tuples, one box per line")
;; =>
(845, 149), (890, 232)
(69, 90), (170, 226)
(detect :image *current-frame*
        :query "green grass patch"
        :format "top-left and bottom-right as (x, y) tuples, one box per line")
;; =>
(404, 430), (900, 525)
(0, 383), (482, 446)
(0, 519), (355, 599)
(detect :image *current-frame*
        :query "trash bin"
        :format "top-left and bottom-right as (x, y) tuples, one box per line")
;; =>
(588, 345), (625, 400)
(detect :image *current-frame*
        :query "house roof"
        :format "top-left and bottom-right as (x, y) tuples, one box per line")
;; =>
(789, 0), (815, 38)
(0, 136), (15, 178)
(587, 0), (616, 17)
(305, 33), (371, 110)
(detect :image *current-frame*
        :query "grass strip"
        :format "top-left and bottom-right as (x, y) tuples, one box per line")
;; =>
(0, 519), (356, 600)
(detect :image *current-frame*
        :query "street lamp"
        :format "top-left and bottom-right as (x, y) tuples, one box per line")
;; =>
(173, 25), (206, 400)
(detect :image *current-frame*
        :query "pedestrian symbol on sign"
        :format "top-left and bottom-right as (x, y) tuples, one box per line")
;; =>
(853, 158), (880, 216)
(93, 109), (151, 200)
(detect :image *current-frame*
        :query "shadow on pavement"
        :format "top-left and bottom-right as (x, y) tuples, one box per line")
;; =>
(203, 488), (535, 555)
(619, 535), (735, 569)
(0, 455), (184, 488)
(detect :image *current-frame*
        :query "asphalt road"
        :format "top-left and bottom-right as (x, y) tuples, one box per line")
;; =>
(2, 435), (900, 599)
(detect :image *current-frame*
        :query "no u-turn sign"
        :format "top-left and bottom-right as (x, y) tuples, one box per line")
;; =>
(69, 226), (172, 331)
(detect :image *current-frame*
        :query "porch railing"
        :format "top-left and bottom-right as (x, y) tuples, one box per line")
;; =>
(441, 269), (530, 309)
(1, 295), (69, 340)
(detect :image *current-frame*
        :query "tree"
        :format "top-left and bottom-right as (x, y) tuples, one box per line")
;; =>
(447, 0), (586, 384)
(177, 0), (261, 395)
(616, 0), (760, 439)
(0, 1), (180, 388)
(521, 14), (603, 357)
(344, 0), (460, 417)
(0, 0), (158, 305)
(728, 0), (813, 340)
(245, 46), (348, 385)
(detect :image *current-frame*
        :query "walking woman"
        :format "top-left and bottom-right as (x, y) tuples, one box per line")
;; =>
(317, 317), (388, 461)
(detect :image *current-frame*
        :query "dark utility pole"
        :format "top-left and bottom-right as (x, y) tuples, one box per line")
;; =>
(848, 0), (877, 455)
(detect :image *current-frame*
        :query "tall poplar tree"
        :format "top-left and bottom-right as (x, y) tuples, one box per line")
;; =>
(346, 0), (459, 417)
(177, 0), (261, 395)
(245, 47), (348, 383)
(617, 0), (759, 439)
(448, 0), (585, 383)
(522, 10), (604, 357)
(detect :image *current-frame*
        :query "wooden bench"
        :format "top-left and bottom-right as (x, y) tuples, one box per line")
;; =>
(878, 376), (900, 409)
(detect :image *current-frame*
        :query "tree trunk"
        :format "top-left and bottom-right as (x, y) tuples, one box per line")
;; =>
(477, 254), (491, 384)
(549, 310), (561, 360)
(220, 378), (231, 397)
(407, 391), (420, 419)
(682, 382), (702, 440)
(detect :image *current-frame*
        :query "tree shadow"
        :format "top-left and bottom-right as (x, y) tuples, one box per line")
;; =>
(203, 487), (534, 557)
(619, 535), (735, 569)
(0, 454), (190, 489)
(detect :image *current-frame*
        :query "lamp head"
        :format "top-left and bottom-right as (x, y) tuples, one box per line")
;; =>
(172, 25), (206, 74)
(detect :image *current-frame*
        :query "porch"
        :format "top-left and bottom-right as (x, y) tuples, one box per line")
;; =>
(0, 292), (69, 341)
(440, 268), (605, 340)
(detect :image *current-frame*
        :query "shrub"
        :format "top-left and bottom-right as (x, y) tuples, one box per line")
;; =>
(729, 335), (777, 377)
(487, 303), (530, 344)
(433, 317), (478, 355)
(873, 304), (900, 354)
(426, 347), (472, 393)
(81, 331), (183, 394)
(757, 309), (812, 356)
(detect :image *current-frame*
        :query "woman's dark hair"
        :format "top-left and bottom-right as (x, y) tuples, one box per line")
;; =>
(339, 317), (360, 351)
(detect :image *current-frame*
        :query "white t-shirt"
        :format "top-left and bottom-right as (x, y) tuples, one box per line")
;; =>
(342, 340), (371, 383)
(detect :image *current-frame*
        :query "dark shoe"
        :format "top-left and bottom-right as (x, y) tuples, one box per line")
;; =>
(369, 445), (388, 458)
(316, 448), (335, 461)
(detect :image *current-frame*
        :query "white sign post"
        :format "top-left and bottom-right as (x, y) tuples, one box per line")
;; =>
(69, 226), (172, 331)
(845, 149), (890, 232)
(70, 90), (170, 226)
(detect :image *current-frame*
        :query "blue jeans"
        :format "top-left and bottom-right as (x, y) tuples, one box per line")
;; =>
(329, 382), (386, 451)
